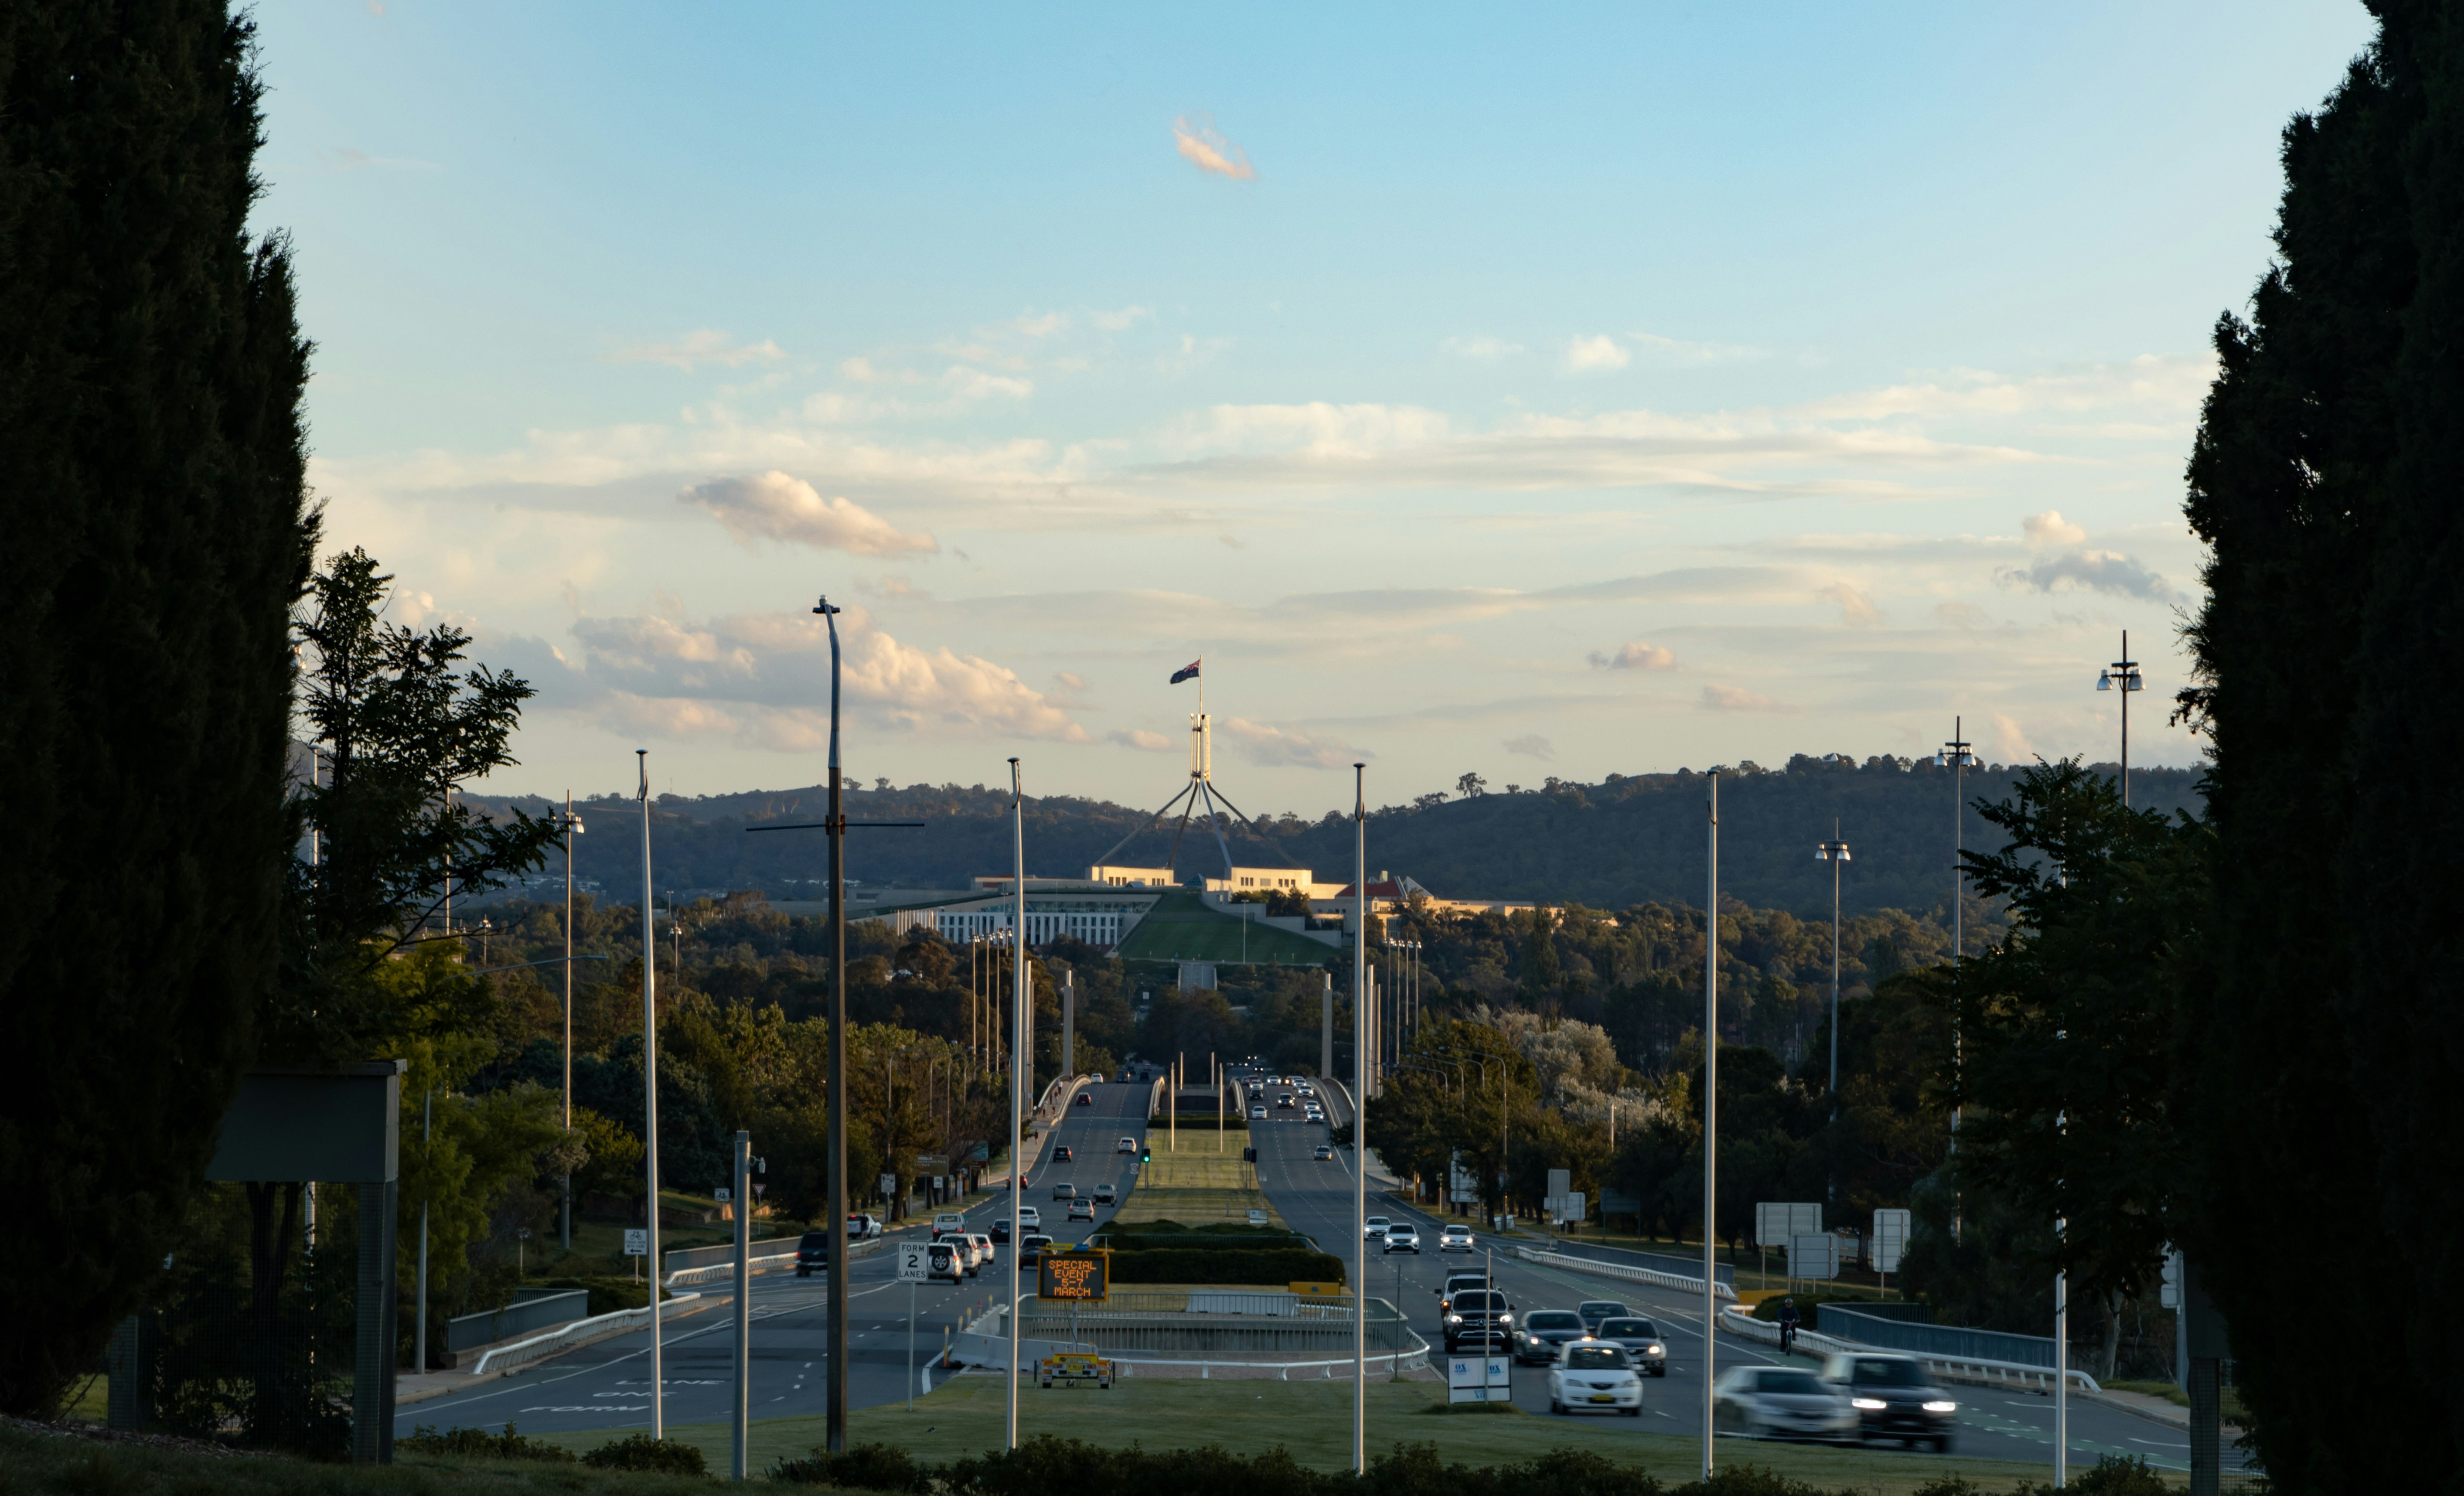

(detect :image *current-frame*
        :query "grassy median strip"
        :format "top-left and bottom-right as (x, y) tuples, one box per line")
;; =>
(537, 1374), (2072, 1493)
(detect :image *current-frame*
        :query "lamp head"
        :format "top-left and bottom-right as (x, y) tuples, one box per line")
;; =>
(2096, 670), (2113, 691)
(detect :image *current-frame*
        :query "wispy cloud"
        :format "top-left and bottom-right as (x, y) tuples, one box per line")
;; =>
(1793, 354), (2214, 422)
(1588, 641), (1677, 671)
(1108, 728), (1173, 751)
(1222, 717), (1361, 769)
(1996, 549), (2178, 603)
(1094, 306), (1154, 331)
(1445, 335), (1524, 360)
(1813, 582), (1880, 626)
(609, 329), (786, 371)
(1565, 335), (1630, 373)
(1172, 113), (1258, 181)
(942, 367), (1034, 400)
(1702, 683), (1789, 712)
(1503, 734), (1554, 759)
(682, 472), (939, 555)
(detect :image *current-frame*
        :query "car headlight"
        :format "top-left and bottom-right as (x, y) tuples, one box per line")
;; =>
(1499, 1314), (1513, 1324)
(1445, 1315), (1461, 1324)
(1647, 1344), (1663, 1354)
(1923, 1400), (1958, 1414)
(1853, 1397), (1888, 1411)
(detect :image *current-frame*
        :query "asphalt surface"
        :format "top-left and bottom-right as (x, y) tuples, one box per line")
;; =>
(1275, 1070), (2241, 1477)
(394, 1079), (1153, 1440)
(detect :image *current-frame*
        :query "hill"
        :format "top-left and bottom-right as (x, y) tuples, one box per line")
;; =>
(461, 753), (2201, 920)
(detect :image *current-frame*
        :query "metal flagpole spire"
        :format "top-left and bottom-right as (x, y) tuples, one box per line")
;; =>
(1007, 758), (1027, 1449)
(639, 750), (663, 1440)
(1701, 769), (1718, 1480)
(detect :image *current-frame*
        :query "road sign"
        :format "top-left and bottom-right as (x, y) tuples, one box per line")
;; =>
(1755, 1201), (1822, 1247)
(1791, 1232), (1839, 1280)
(1547, 1168), (1571, 1202)
(714, 1187), (731, 1203)
(878, 1173), (898, 1199)
(1871, 1209), (1911, 1274)
(623, 1228), (648, 1257)
(1039, 1249), (1110, 1304)
(898, 1243), (930, 1282)
(1448, 1354), (1510, 1403)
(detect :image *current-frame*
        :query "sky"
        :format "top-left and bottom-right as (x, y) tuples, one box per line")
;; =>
(256, 1), (2378, 814)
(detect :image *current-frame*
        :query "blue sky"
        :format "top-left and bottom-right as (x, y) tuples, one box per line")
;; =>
(258, 1), (2376, 811)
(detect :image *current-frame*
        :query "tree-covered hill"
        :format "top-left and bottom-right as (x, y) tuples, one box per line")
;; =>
(464, 752), (2200, 920)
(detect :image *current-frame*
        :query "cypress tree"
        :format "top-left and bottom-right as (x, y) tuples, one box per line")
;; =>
(2182, 6), (2463, 1488)
(0, 2), (314, 1414)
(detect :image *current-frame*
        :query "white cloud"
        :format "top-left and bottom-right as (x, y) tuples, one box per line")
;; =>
(1702, 684), (1789, 712)
(1936, 600), (1994, 631)
(2023, 509), (2088, 548)
(1221, 717), (1362, 769)
(943, 367), (1034, 401)
(1995, 549), (2177, 603)
(1588, 641), (1677, 671)
(607, 329), (786, 371)
(1989, 712), (2035, 761)
(1444, 335), (1524, 360)
(1172, 112), (1258, 181)
(682, 472), (939, 555)
(1565, 335), (1631, 373)
(1813, 582), (1881, 627)
(1502, 734), (1554, 759)
(1093, 306), (1154, 331)
(1793, 354), (2214, 423)
(1108, 728), (1173, 751)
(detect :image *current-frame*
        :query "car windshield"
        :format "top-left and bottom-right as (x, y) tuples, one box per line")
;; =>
(799, 1232), (827, 1248)
(1453, 1292), (1502, 1310)
(1565, 1346), (1629, 1370)
(1025, 1235), (1052, 1248)
(1580, 1302), (1626, 1317)
(1388, 1225), (1416, 1235)
(1762, 1370), (1826, 1395)
(1852, 1359), (1929, 1387)
(1600, 1319), (1656, 1338)
(1526, 1312), (1583, 1331)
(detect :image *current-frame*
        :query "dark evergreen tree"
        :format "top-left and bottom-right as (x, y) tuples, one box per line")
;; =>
(2181, 6), (2464, 1487)
(0, 2), (314, 1414)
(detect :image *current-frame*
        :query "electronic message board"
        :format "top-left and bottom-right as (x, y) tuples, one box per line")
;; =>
(1038, 1249), (1109, 1303)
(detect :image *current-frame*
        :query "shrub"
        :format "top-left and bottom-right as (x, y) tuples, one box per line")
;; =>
(773, 1441), (933, 1492)
(581, 1433), (708, 1474)
(399, 1422), (576, 1462)
(533, 1276), (668, 1317)
(1106, 1249), (1345, 1285)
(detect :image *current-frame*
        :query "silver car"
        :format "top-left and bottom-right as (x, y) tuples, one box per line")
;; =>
(1593, 1315), (1669, 1377)
(1713, 1365), (1858, 1441)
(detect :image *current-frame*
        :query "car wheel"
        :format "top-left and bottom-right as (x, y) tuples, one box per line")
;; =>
(1623, 1406), (1641, 1418)
(1548, 1396), (1564, 1415)
(1933, 1435), (1954, 1454)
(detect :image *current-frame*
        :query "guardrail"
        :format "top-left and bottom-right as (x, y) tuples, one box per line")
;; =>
(1514, 1243), (1738, 1301)
(665, 1234), (883, 1288)
(1717, 1304), (2100, 1394)
(1551, 1238), (1738, 1290)
(469, 1292), (704, 1377)
(666, 1236), (803, 1274)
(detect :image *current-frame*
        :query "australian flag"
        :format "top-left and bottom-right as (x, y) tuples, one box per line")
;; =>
(1170, 658), (1201, 685)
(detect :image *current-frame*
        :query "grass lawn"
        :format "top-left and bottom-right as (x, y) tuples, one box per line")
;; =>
(542, 1373), (2078, 1492)
(1, 1418), (715, 1496)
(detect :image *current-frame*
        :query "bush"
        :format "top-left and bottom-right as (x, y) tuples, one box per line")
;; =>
(399, 1422), (577, 1462)
(534, 1276), (670, 1317)
(773, 1441), (932, 1491)
(1105, 1248), (1345, 1286)
(582, 1434), (708, 1475)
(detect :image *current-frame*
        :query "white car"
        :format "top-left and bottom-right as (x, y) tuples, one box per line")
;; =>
(1713, 1365), (1858, 1441)
(1017, 1205), (1041, 1230)
(1363, 1215), (1391, 1239)
(1439, 1224), (1476, 1252)
(962, 1233), (993, 1274)
(1383, 1223), (1421, 1254)
(1549, 1341), (1644, 1417)
(930, 1212), (968, 1240)
(1250, 1104), (1268, 1119)
(1117, 1136), (1137, 1154)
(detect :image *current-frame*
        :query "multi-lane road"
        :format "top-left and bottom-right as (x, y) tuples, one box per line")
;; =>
(401, 1071), (2232, 1477)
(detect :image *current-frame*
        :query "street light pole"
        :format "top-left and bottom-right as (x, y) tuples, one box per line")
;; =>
(1701, 769), (1719, 1481)
(2096, 631), (2145, 808)
(818, 597), (849, 1455)
(1351, 762), (1367, 1476)
(1934, 722), (1977, 1239)
(1815, 824), (1851, 1204)
(561, 794), (584, 1250)
(638, 750), (663, 1440)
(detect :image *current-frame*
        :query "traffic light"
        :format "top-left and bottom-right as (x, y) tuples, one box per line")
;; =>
(1139, 1142), (1152, 1163)
(1242, 1147), (1258, 1163)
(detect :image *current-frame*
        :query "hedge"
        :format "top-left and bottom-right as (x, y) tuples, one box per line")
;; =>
(1105, 1248), (1345, 1286)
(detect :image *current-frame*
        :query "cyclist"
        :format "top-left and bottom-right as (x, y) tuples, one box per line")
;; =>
(1777, 1296), (1801, 1355)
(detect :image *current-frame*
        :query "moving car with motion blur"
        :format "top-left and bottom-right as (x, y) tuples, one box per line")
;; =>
(1592, 1316), (1668, 1376)
(1052, 1145), (1073, 1162)
(1513, 1310), (1590, 1365)
(1578, 1300), (1632, 1331)
(1548, 1341), (1644, 1417)
(963, 1233), (992, 1274)
(1091, 1183), (1117, 1204)
(1712, 1365), (1858, 1442)
(1053, 1182), (1077, 1201)
(1312, 1144), (1334, 1160)
(1819, 1353), (1958, 1451)
(930, 1212), (968, 1241)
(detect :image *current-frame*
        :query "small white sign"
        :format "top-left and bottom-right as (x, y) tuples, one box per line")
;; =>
(1755, 1201), (1824, 1247)
(1447, 1355), (1510, 1403)
(1871, 1209), (1911, 1274)
(714, 1188), (731, 1204)
(879, 1173), (899, 1199)
(624, 1228), (648, 1257)
(898, 1243), (930, 1283)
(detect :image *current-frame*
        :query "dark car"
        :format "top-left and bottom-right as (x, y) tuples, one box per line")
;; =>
(794, 1230), (829, 1277)
(990, 1218), (1012, 1244)
(1053, 1145), (1073, 1162)
(1443, 1288), (1514, 1352)
(1578, 1300), (1632, 1331)
(1514, 1309), (1590, 1365)
(1594, 1317), (1669, 1377)
(1819, 1353), (1958, 1451)
(1074, 1092), (1094, 1106)
(1019, 1233), (1055, 1267)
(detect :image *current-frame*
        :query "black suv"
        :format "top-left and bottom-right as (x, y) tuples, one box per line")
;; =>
(1819, 1353), (1957, 1451)
(1443, 1288), (1514, 1353)
(794, 1230), (829, 1278)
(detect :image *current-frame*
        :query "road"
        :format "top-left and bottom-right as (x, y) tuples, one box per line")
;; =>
(395, 1078), (1153, 1441)
(1273, 1071), (2239, 1478)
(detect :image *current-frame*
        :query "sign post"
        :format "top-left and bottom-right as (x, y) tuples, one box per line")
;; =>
(625, 1228), (648, 1283)
(898, 1244), (930, 1411)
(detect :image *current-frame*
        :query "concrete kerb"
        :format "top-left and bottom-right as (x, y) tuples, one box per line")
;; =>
(451, 1292), (709, 1380)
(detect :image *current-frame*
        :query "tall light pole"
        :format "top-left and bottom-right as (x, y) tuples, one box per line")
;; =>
(1815, 825), (1851, 1150)
(1351, 762), (1367, 1476)
(2096, 631), (2144, 807)
(560, 794), (584, 1250)
(1934, 721), (1977, 1229)
(818, 597), (850, 1454)
(1006, 758), (1027, 1449)
(638, 750), (663, 1440)
(1701, 769), (1719, 1480)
